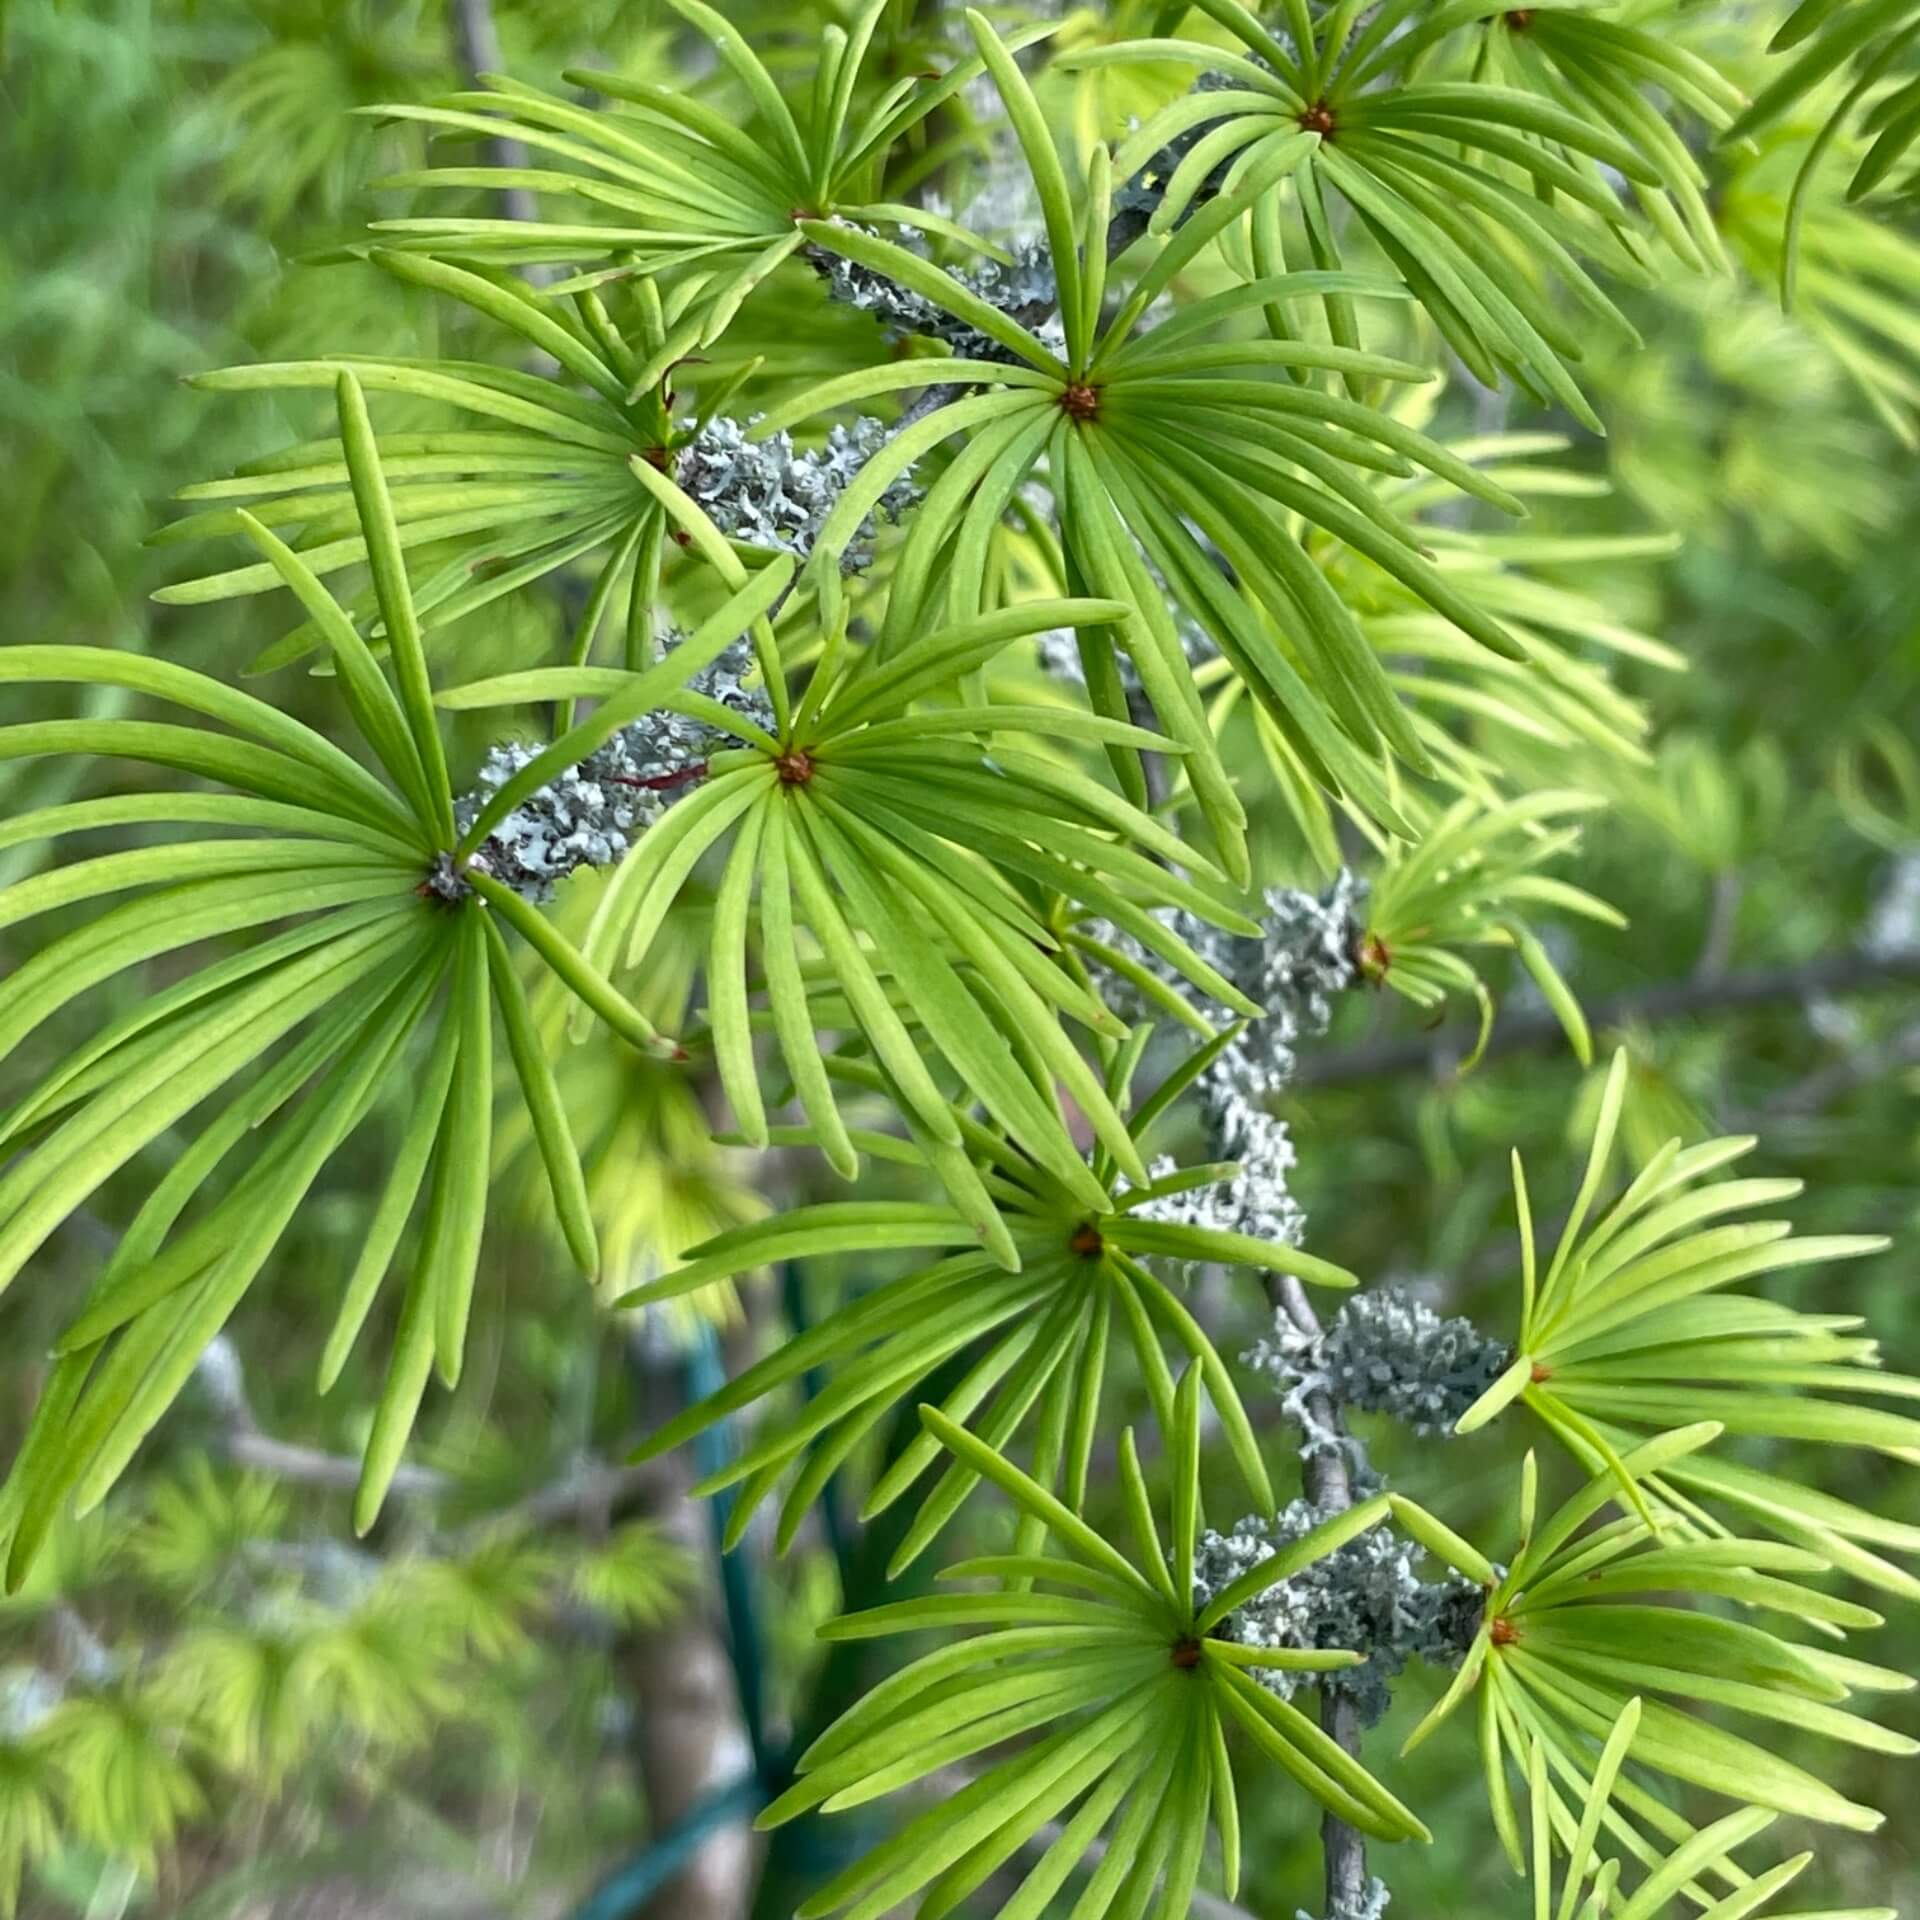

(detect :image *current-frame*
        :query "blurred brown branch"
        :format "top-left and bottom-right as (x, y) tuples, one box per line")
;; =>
(1298, 944), (1920, 1088)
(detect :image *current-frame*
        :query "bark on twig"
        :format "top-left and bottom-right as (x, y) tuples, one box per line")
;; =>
(1268, 1273), (1370, 1918)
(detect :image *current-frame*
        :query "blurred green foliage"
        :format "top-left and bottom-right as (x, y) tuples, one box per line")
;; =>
(2, 0), (1918, 1915)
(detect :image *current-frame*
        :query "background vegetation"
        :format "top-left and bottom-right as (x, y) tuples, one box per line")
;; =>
(1, 1), (1917, 1916)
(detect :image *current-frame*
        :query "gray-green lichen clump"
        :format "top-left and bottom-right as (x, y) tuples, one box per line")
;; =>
(1247, 1287), (1514, 1443)
(1194, 1501), (1485, 1730)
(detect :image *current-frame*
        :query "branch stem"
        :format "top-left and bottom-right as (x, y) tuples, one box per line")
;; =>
(1269, 1272), (1370, 1917)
